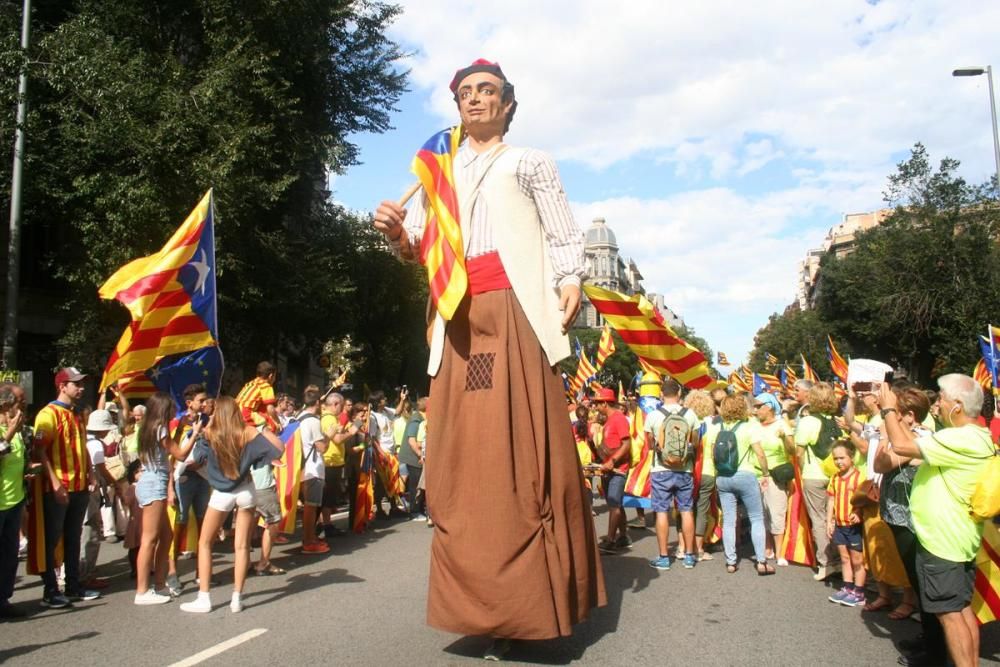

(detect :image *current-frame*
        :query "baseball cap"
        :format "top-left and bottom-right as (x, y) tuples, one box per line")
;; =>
(54, 367), (87, 389)
(592, 387), (617, 404)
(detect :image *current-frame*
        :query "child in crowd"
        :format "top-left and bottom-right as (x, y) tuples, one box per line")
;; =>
(123, 460), (143, 578)
(826, 440), (866, 607)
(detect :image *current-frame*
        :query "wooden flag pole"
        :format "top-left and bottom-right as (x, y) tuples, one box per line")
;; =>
(398, 181), (421, 207)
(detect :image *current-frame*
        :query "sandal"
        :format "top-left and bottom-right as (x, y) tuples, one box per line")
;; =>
(726, 564), (738, 574)
(888, 602), (915, 620)
(756, 562), (776, 576)
(863, 596), (893, 612)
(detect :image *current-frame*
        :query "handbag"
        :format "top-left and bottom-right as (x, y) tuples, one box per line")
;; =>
(770, 463), (795, 485)
(850, 479), (880, 509)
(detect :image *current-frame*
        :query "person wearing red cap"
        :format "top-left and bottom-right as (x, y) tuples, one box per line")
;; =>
(593, 388), (632, 554)
(31, 367), (101, 608)
(373, 58), (604, 654)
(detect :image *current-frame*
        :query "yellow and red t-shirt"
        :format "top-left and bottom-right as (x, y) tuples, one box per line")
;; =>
(826, 466), (864, 526)
(235, 377), (277, 431)
(33, 401), (88, 493)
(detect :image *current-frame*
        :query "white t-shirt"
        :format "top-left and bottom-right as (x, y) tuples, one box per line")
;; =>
(86, 436), (106, 466)
(298, 413), (326, 481)
(373, 410), (395, 452)
(646, 403), (699, 473)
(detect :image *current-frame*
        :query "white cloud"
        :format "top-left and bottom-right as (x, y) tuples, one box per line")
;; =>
(383, 0), (1000, 360)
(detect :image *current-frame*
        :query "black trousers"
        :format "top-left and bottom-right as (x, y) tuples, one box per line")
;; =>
(405, 465), (424, 515)
(889, 523), (946, 658)
(0, 499), (24, 602)
(41, 490), (90, 597)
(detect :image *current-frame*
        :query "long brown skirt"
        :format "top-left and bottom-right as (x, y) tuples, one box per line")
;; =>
(425, 289), (607, 640)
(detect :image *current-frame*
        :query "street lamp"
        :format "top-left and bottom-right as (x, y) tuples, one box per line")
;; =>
(953, 65), (1000, 197)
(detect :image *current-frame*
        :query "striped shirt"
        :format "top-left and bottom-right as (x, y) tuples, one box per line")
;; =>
(34, 401), (88, 493)
(235, 377), (277, 430)
(393, 142), (587, 289)
(826, 466), (863, 526)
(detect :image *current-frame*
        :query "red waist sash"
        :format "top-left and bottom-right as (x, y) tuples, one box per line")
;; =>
(467, 251), (512, 295)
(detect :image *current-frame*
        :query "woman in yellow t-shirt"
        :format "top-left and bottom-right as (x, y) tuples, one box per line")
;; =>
(750, 393), (793, 565)
(680, 390), (719, 561)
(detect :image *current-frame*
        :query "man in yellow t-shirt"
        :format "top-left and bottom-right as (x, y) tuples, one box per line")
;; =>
(319, 392), (354, 535)
(33, 368), (101, 608)
(879, 375), (995, 667)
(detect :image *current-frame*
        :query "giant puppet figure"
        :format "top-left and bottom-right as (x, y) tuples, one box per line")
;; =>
(373, 59), (606, 656)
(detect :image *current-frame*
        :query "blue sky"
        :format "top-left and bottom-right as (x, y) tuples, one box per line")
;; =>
(334, 0), (1000, 370)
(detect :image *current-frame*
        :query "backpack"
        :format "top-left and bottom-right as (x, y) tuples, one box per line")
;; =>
(970, 449), (1000, 521)
(810, 415), (840, 461)
(657, 407), (693, 468)
(713, 422), (748, 477)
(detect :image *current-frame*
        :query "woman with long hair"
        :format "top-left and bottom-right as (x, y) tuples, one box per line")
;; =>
(180, 396), (283, 613)
(134, 392), (200, 605)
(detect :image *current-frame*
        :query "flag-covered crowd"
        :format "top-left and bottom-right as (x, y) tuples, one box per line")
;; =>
(0, 362), (428, 616)
(567, 348), (1000, 667)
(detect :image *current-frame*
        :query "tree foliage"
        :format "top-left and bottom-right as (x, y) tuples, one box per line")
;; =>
(0, 1), (430, 389)
(751, 144), (1000, 385)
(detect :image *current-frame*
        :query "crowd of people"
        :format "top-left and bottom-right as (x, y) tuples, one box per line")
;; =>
(572, 371), (998, 667)
(0, 361), (433, 618)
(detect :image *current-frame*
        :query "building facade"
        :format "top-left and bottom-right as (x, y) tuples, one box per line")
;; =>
(576, 217), (650, 328)
(796, 209), (891, 310)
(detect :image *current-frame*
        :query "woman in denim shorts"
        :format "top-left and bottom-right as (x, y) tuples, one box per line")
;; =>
(134, 393), (201, 606)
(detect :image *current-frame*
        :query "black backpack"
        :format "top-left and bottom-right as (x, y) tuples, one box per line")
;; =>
(809, 415), (840, 461)
(713, 422), (748, 477)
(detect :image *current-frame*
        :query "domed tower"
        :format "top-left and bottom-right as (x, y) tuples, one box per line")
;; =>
(576, 217), (628, 328)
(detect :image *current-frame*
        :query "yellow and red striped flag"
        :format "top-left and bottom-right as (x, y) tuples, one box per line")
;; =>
(117, 372), (157, 400)
(167, 504), (200, 558)
(765, 352), (778, 368)
(573, 350), (599, 395)
(826, 335), (848, 383)
(618, 380), (626, 405)
(596, 325), (616, 369)
(973, 521), (1000, 625)
(584, 285), (722, 390)
(780, 461), (816, 567)
(717, 351), (729, 366)
(98, 191), (218, 390)
(624, 406), (651, 498)
(412, 126), (467, 321)
(800, 353), (819, 383)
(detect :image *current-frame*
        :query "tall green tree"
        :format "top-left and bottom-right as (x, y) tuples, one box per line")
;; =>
(749, 305), (836, 379)
(0, 1), (416, 383)
(816, 144), (999, 382)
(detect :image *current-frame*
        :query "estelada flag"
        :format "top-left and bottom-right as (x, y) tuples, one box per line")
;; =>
(167, 503), (199, 557)
(827, 335), (849, 383)
(973, 520), (1000, 625)
(800, 353), (819, 383)
(274, 419), (305, 535)
(353, 447), (375, 534)
(98, 190), (218, 390)
(412, 126), (467, 321)
(584, 285), (722, 390)
(596, 325), (616, 369)
(624, 406), (651, 499)
(779, 460), (816, 567)
(25, 476), (63, 575)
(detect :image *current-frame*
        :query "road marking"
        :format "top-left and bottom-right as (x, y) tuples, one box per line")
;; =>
(168, 628), (268, 667)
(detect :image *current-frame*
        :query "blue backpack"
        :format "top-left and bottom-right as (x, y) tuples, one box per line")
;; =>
(713, 422), (748, 477)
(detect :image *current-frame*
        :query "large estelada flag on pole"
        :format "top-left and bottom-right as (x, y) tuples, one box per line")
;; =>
(412, 126), (467, 321)
(98, 190), (222, 398)
(584, 285), (721, 390)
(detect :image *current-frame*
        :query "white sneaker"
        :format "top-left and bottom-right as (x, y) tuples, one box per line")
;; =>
(165, 575), (182, 597)
(134, 589), (172, 605)
(813, 565), (830, 581)
(180, 594), (212, 614)
(777, 558), (789, 567)
(230, 593), (243, 613)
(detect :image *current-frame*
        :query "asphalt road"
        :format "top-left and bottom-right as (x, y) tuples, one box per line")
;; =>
(2, 504), (999, 666)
